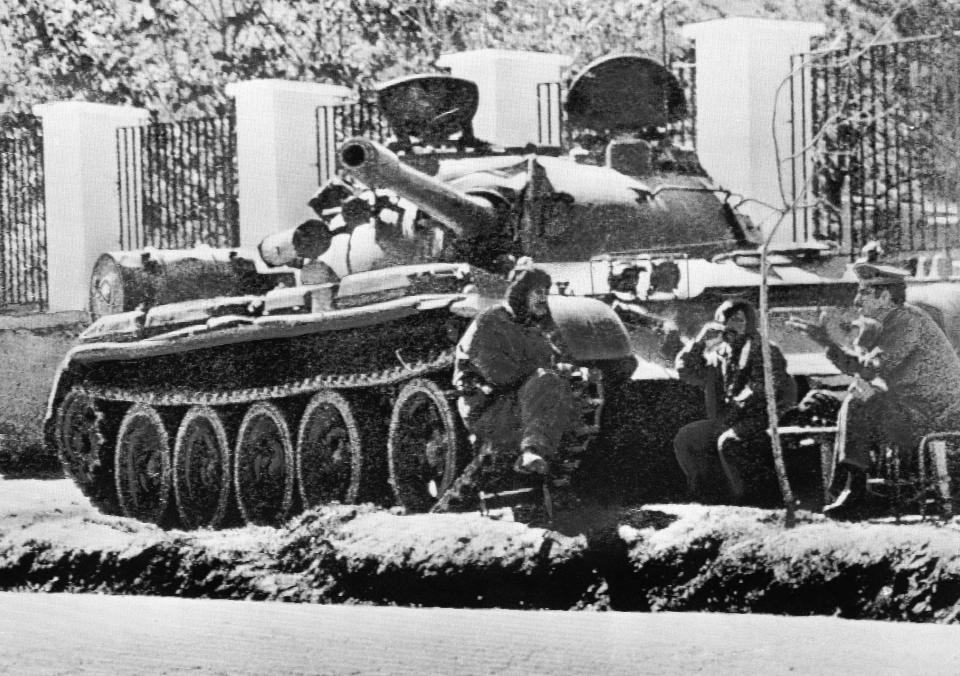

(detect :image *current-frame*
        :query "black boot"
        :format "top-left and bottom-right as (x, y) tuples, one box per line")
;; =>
(823, 465), (868, 520)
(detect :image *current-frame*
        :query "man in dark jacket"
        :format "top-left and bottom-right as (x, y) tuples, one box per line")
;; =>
(788, 262), (960, 518)
(453, 267), (575, 475)
(673, 299), (796, 503)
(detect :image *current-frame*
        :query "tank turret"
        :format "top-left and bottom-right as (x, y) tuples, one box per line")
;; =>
(331, 57), (760, 275)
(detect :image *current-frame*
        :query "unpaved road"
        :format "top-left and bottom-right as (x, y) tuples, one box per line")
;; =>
(2, 592), (960, 675)
(3, 475), (960, 675)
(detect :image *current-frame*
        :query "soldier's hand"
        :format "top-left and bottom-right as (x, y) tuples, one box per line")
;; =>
(696, 321), (724, 343)
(849, 375), (877, 401)
(787, 311), (832, 346)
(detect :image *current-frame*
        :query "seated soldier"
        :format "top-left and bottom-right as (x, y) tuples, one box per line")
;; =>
(673, 299), (796, 504)
(453, 267), (576, 477)
(788, 262), (960, 519)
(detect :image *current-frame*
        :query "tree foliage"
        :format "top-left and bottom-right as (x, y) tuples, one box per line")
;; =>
(1, 0), (957, 121)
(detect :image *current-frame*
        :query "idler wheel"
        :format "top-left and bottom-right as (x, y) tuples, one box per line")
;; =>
(387, 378), (461, 512)
(234, 402), (294, 526)
(114, 404), (173, 524)
(296, 391), (362, 508)
(173, 406), (233, 529)
(54, 388), (122, 515)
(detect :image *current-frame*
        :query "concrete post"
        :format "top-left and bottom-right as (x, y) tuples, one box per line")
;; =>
(436, 50), (572, 149)
(33, 102), (150, 313)
(682, 18), (825, 243)
(225, 80), (355, 247)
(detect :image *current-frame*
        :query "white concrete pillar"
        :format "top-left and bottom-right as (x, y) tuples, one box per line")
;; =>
(225, 80), (355, 247)
(436, 50), (572, 149)
(33, 102), (150, 312)
(682, 18), (824, 243)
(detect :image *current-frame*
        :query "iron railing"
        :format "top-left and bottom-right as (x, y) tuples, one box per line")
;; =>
(536, 81), (564, 147)
(117, 107), (239, 250)
(791, 33), (960, 259)
(0, 115), (47, 310)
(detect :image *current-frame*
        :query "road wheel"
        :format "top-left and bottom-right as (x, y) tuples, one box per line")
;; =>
(387, 378), (461, 513)
(114, 404), (173, 524)
(173, 406), (233, 529)
(234, 402), (294, 526)
(54, 388), (123, 515)
(296, 391), (363, 508)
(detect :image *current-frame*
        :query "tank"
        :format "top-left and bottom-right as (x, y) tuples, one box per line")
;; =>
(45, 54), (871, 527)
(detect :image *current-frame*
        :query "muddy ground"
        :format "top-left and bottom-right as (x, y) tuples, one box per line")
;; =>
(2, 475), (960, 623)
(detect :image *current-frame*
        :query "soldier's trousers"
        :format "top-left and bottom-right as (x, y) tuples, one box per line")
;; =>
(834, 394), (919, 471)
(673, 418), (772, 503)
(673, 419), (726, 501)
(457, 368), (575, 458)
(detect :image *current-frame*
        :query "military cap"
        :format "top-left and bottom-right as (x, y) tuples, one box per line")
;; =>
(853, 262), (910, 286)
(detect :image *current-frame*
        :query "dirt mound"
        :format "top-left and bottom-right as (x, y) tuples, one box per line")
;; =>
(618, 506), (960, 622)
(276, 507), (599, 607)
(2, 482), (960, 619)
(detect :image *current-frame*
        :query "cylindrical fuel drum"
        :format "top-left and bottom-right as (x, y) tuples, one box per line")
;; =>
(89, 247), (290, 319)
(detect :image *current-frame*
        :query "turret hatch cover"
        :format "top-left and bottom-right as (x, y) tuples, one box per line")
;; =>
(375, 74), (479, 145)
(565, 54), (686, 133)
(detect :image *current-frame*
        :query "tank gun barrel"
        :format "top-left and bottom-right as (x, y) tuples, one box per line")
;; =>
(339, 137), (498, 239)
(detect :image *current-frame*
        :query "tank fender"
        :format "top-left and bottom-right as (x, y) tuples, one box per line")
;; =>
(547, 295), (633, 363)
(41, 351), (85, 452)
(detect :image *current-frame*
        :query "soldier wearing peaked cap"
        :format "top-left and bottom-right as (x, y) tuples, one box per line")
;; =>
(789, 261), (960, 519)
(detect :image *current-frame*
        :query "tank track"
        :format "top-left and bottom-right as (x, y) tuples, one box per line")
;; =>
(72, 350), (454, 406)
(62, 351), (602, 524)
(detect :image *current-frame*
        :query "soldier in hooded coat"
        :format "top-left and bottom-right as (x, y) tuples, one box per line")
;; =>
(453, 267), (576, 475)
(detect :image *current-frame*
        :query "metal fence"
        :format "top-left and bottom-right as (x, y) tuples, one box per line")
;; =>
(117, 107), (239, 250)
(0, 115), (47, 310)
(791, 33), (960, 259)
(536, 81), (564, 148)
